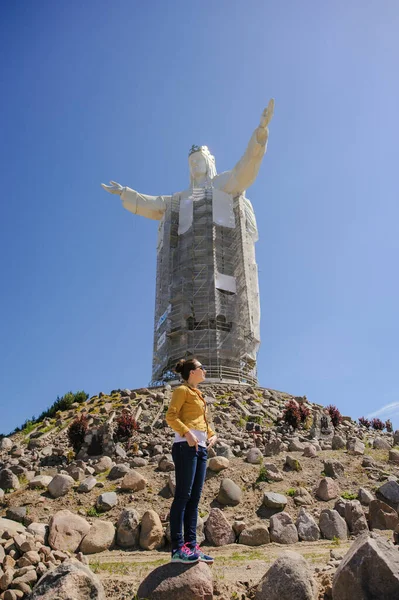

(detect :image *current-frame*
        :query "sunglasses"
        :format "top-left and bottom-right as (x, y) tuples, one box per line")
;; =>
(194, 365), (206, 371)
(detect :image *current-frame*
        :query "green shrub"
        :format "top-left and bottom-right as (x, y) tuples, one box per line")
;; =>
(256, 465), (270, 483)
(341, 491), (358, 500)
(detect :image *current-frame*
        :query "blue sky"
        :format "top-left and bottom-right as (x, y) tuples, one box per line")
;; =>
(1, 1), (398, 435)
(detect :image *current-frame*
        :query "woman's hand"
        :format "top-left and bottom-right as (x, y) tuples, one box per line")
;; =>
(184, 430), (199, 450)
(207, 435), (217, 450)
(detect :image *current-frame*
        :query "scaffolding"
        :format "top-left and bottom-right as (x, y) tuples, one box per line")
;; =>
(150, 187), (260, 387)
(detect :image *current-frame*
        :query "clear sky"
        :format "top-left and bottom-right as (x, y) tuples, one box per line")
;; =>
(1, 1), (398, 435)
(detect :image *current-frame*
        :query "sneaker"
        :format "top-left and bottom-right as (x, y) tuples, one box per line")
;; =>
(171, 544), (200, 564)
(193, 544), (214, 564)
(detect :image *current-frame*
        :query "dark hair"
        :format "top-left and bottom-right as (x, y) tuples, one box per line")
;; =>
(175, 358), (198, 381)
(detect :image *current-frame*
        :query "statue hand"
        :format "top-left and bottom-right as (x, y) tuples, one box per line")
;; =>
(101, 180), (124, 196)
(256, 99), (275, 145)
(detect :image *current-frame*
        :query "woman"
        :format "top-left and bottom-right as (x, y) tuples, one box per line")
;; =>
(165, 358), (217, 564)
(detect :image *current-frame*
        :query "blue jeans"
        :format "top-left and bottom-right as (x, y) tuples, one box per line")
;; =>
(170, 441), (208, 552)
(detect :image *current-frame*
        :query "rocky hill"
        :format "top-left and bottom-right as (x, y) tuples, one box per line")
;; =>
(1, 383), (399, 599)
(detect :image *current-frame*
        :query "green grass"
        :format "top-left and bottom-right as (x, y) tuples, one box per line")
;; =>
(86, 506), (101, 517)
(341, 491), (358, 500)
(286, 488), (296, 497)
(256, 465), (270, 483)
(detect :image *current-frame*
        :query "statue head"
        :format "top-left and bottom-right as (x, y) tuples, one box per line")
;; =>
(188, 145), (217, 186)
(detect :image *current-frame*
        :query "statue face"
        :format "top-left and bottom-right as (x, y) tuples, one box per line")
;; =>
(189, 152), (207, 179)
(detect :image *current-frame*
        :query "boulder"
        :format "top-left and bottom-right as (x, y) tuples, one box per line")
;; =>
(207, 456), (229, 472)
(373, 437), (391, 450)
(139, 510), (164, 550)
(346, 438), (365, 455)
(96, 492), (118, 511)
(204, 508), (235, 546)
(0, 438), (13, 451)
(316, 477), (339, 501)
(323, 459), (344, 479)
(116, 507), (140, 548)
(93, 456), (113, 474)
(302, 444), (317, 458)
(263, 492), (287, 509)
(293, 487), (313, 507)
(77, 476), (97, 493)
(263, 463), (284, 482)
(295, 508), (320, 541)
(254, 551), (318, 600)
(80, 520), (115, 554)
(47, 474), (74, 499)
(344, 500), (369, 535)
(269, 512), (298, 544)
(319, 509), (348, 540)
(137, 561), (213, 600)
(28, 558), (105, 599)
(239, 524), (270, 546)
(246, 448), (263, 464)
(288, 438), (305, 452)
(48, 510), (90, 552)
(285, 455), (302, 471)
(388, 449), (399, 464)
(333, 533), (399, 600)
(217, 478), (242, 506)
(120, 469), (147, 491)
(358, 487), (374, 506)
(0, 518), (26, 536)
(369, 499), (399, 530)
(376, 480), (399, 511)
(29, 476), (53, 489)
(332, 435), (346, 450)
(0, 469), (20, 491)
(108, 464), (130, 479)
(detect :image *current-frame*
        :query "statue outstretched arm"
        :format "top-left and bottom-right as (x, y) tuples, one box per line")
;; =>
(101, 181), (169, 221)
(217, 99), (274, 196)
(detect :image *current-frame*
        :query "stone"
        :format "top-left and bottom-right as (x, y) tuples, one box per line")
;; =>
(28, 476), (53, 489)
(333, 533), (399, 600)
(358, 487), (374, 505)
(362, 455), (376, 468)
(217, 478), (242, 506)
(0, 469), (20, 491)
(262, 463), (284, 482)
(316, 477), (339, 501)
(130, 457), (148, 467)
(93, 456), (113, 474)
(67, 466), (85, 481)
(5, 507), (26, 524)
(137, 561), (213, 600)
(369, 499), (399, 530)
(285, 455), (302, 471)
(204, 508), (235, 546)
(207, 456), (229, 472)
(80, 521), (115, 554)
(323, 459), (344, 479)
(28, 558), (105, 599)
(77, 476), (97, 493)
(47, 474), (74, 498)
(334, 498), (348, 518)
(393, 430), (399, 446)
(263, 492), (287, 509)
(302, 444), (317, 458)
(389, 449), (399, 464)
(216, 444), (234, 460)
(295, 508), (320, 541)
(139, 510), (164, 550)
(0, 569), (15, 591)
(116, 507), (140, 548)
(319, 509), (348, 540)
(288, 438), (305, 452)
(48, 510), (90, 552)
(293, 487), (313, 506)
(0, 518), (26, 536)
(96, 492), (118, 511)
(344, 500), (369, 535)
(376, 480), (399, 510)
(120, 469), (147, 491)
(373, 437), (391, 450)
(269, 512), (298, 544)
(254, 551), (318, 600)
(26, 523), (49, 542)
(0, 438), (13, 451)
(332, 435), (346, 450)
(347, 438), (365, 455)
(158, 455), (174, 472)
(107, 464), (130, 479)
(239, 524), (270, 546)
(246, 447), (263, 464)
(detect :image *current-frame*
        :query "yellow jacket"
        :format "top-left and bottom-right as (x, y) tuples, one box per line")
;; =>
(165, 385), (216, 439)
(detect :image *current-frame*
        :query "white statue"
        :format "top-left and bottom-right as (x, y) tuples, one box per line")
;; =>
(102, 101), (274, 385)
